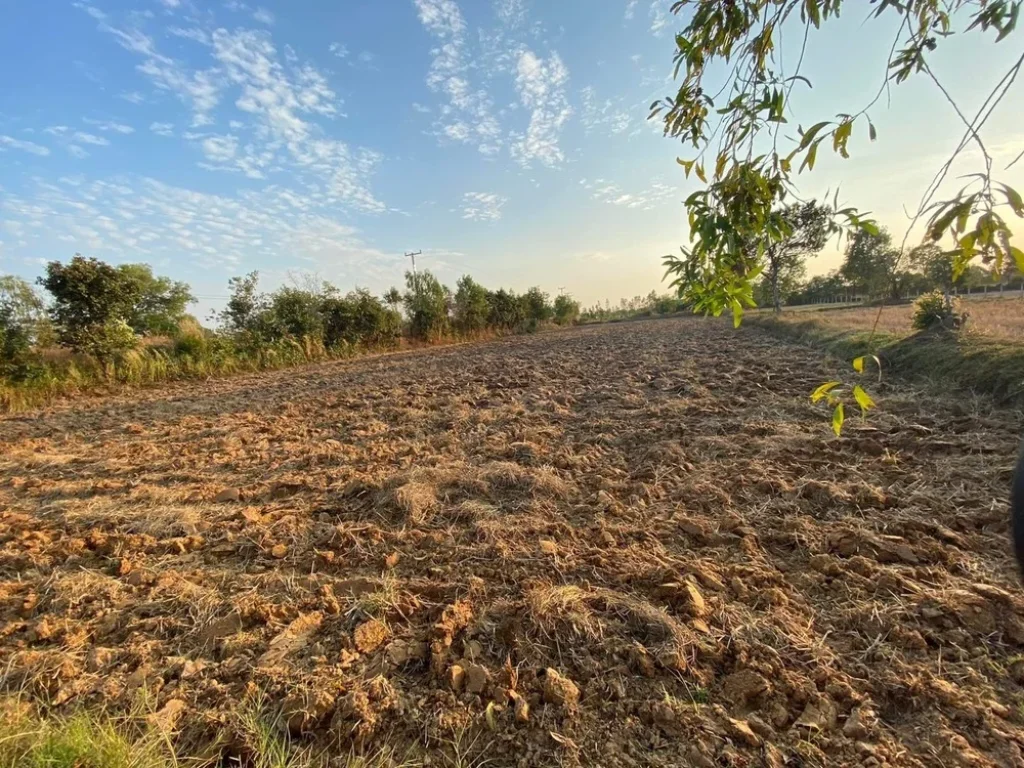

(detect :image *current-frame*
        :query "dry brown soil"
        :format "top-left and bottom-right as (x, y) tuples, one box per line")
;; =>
(3, 317), (1024, 767)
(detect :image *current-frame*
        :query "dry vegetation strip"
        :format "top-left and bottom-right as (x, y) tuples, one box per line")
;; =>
(2, 317), (1024, 766)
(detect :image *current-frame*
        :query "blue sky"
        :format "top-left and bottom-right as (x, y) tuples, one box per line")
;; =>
(1, 0), (1021, 318)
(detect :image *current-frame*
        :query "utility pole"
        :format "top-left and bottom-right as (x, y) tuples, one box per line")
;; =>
(405, 250), (422, 277)
(558, 286), (567, 296)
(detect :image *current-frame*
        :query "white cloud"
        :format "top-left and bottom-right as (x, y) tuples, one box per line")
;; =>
(329, 42), (350, 59)
(84, 118), (135, 134)
(510, 50), (571, 167)
(649, 0), (670, 35)
(580, 86), (631, 136)
(590, 180), (677, 210)
(461, 191), (507, 221)
(72, 131), (110, 146)
(158, 0), (181, 7)
(200, 134), (238, 162)
(414, 0), (503, 155)
(412, 102), (432, 113)
(150, 122), (175, 136)
(253, 7), (275, 25)
(67, 145), (90, 159)
(495, 0), (526, 27)
(169, 26), (211, 44)
(0, 135), (50, 156)
(120, 91), (146, 104)
(624, 0), (638, 19)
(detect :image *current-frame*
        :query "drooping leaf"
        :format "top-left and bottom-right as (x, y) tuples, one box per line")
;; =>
(832, 402), (845, 436)
(852, 384), (876, 414)
(810, 380), (841, 403)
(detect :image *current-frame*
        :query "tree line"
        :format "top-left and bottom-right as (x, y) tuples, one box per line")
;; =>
(744, 200), (1023, 311)
(0, 255), (581, 407)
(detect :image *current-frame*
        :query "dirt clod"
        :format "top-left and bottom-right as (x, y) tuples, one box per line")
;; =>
(541, 669), (579, 710)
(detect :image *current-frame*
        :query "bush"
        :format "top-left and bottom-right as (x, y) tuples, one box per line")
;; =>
(83, 319), (139, 365)
(403, 271), (450, 341)
(322, 289), (401, 349)
(553, 294), (580, 326)
(453, 276), (490, 334)
(487, 289), (526, 331)
(912, 291), (967, 331)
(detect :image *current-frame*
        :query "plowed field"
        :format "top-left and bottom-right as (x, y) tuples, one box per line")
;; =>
(3, 317), (1024, 767)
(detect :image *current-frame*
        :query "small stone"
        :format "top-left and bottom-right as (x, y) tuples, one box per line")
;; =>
(449, 664), (466, 693)
(541, 668), (579, 710)
(147, 699), (187, 733)
(214, 487), (242, 503)
(509, 690), (530, 723)
(464, 662), (490, 695)
(725, 717), (760, 747)
(270, 543), (288, 559)
(354, 619), (388, 654)
(842, 704), (874, 739)
(682, 581), (707, 618)
(794, 695), (838, 732)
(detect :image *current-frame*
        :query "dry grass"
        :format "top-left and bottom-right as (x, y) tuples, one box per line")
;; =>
(772, 294), (1024, 339)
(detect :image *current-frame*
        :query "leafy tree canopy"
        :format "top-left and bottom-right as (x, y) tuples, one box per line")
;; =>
(657, 0), (1023, 325)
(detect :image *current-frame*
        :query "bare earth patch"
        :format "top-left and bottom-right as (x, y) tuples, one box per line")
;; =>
(2, 317), (1023, 766)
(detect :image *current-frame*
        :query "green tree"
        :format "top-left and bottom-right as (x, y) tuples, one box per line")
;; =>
(840, 229), (901, 299)
(403, 270), (450, 340)
(453, 275), (490, 333)
(221, 272), (264, 333)
(487, 289), (526, 331)
(521, 287), (552, 330)
(266, 287), (324, 341)
(0, 275), (51, 347)
(116, 264), (194, 334)
(553, 294), (581, 326)
(38, 255), (140, 360)
(384, 287), (402, 312)
(758, 201), (833, 313)
(656, 1), (1022, 326)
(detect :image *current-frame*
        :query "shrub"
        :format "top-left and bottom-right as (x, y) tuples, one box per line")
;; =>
(453, 275), (490, 334)
(487, 289), (526, 331)
(266, 287), (324, 341)
(553, 294), (581, 326)
(403, 270), (450, 341)
(83, 319), (139, 365)
(912, 291), (966, 331)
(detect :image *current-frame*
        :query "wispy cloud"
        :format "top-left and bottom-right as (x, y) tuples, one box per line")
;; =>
(414, 0), (502, 156)
(585, 178), (678, 210)
(580, 86), (631, 136)
(624, 0), (639, 20)
(510, 50), (571, 167)
(461, 191), (507, 221)
(329, 42), (350, 59)
(150, 122), (175, 137)
(495, 0), (526, 28)
(253, 7), (275, 25)
(120, 91), (146, 104)
(0, 135), (50, 157)
(85, 118), (135, 134)
(649, 0), (670, 35)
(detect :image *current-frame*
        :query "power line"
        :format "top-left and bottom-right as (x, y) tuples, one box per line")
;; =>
(405, 250), (422, 276)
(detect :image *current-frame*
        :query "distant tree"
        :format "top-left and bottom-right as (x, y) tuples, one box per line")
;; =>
(38, 255), (140, 360)
(0, 275), (50, 346)
(553, 294), (580, 326)
(758, 201), (833, 313)
(453, 275), (490, 334)
(267, 287), (324, 341)
(221, 272), (264, 333)
(521, 287), (552, 330)
(384, 287), (402, 312)
(487, 289), (526, 330)
(403, 270), (450, 340)
(116, 263), (194, 334)
(840, 229), (901, 300)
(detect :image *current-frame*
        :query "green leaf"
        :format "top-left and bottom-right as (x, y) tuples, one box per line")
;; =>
(694, 163), (707, 183)
(1011, 246), (1024, 275)
(832, 402), (845, 436)
(852, 385), (876, 414)
(811, 381), (841, 403)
